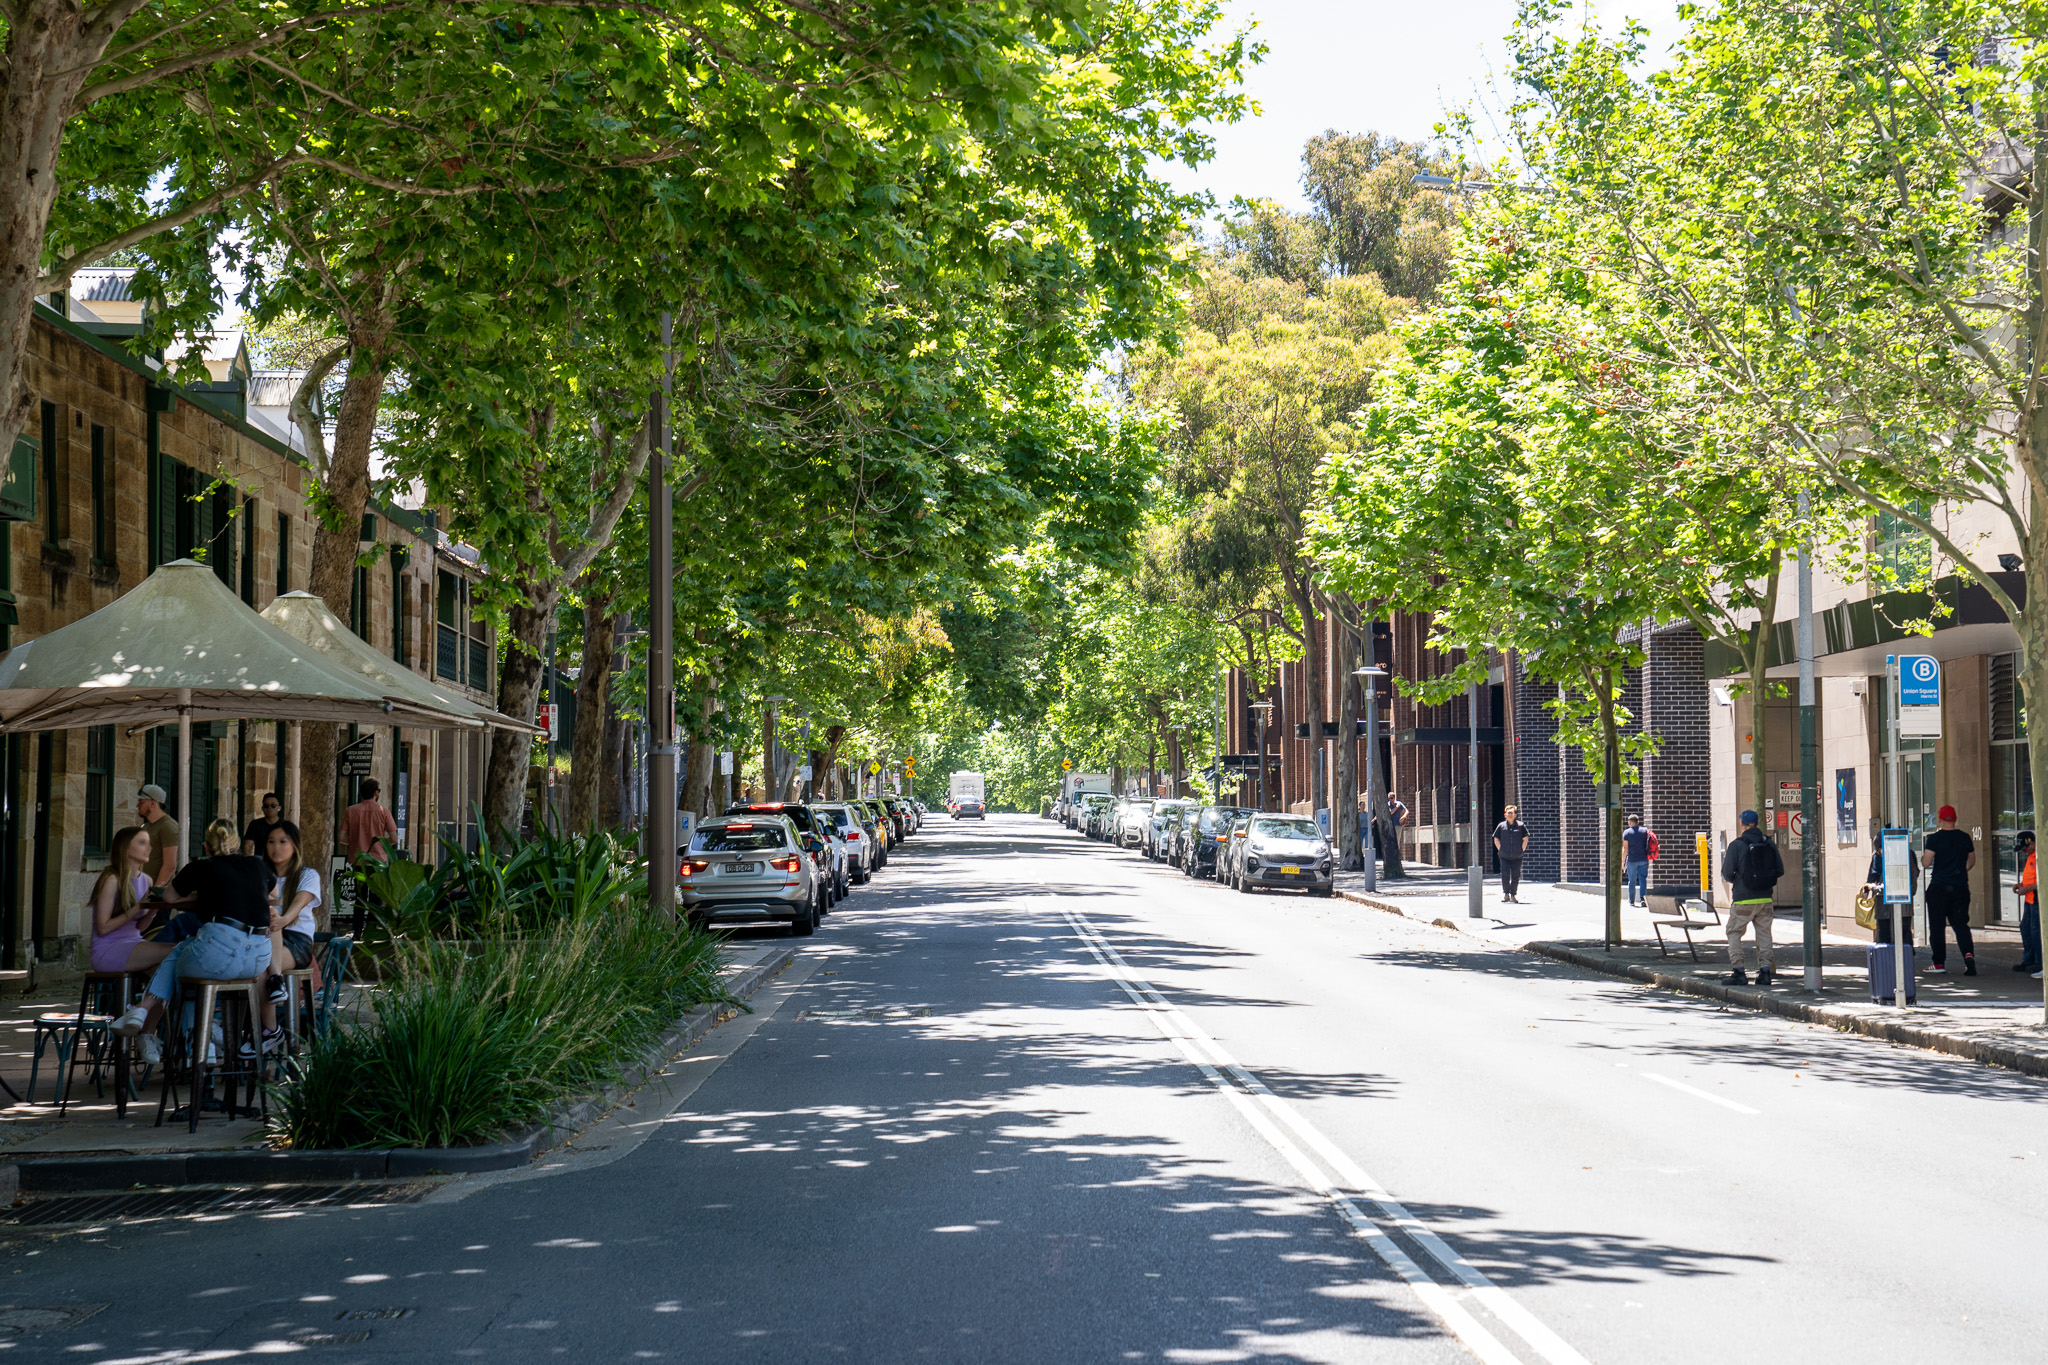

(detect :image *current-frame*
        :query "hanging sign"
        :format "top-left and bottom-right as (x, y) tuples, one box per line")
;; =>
(1881, 828), (1913, 903)
(1898, 655), (1942, 737)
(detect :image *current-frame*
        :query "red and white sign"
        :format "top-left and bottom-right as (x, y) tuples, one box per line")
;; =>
(538, 703), (559, 740)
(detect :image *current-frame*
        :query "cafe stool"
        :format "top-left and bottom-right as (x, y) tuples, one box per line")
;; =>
(26, 1010), (113, 1113)
(154, 976), (268, 1133)
(50, 969), (156, 1116)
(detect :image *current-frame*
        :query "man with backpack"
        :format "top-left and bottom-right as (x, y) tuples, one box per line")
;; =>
(1718, 809), (1785, 986)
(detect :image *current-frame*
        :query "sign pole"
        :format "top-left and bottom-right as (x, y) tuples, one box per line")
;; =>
(1888, 655), (1906, 1006)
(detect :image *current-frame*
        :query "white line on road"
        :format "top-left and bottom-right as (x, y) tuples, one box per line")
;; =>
(1058, 902), (1592, 1365)
(1642, 1072), (1760, 1115)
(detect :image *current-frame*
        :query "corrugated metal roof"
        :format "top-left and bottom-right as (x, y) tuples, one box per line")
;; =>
(163, 329), (247, 365)
(70, 268), (138, 302)
(247, 369), (305, 407)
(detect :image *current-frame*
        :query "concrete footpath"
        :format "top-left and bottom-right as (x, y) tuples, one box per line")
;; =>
(1335, 864), (2048, 1079)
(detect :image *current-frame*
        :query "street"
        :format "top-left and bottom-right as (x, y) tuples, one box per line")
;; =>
(4, 814), (2044, 1363)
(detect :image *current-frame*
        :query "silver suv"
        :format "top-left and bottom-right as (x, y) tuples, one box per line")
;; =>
(681, 815), (824, 935)
(1231, 814), (1335, 897)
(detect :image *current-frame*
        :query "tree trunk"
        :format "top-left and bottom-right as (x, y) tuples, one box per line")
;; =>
(483, 596), (551, 843)
(682, 678), (717, 818)
(567, 587), (615, 829)
(1284, 581), (1325, 816)
(301, 341), (391, 881)
(1332, 599), (1362, 870)
(0, 9), (95, 465)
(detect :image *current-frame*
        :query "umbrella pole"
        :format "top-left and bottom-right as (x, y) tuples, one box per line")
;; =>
(177, 689), (192, 864)
(288, 721), (302, 825)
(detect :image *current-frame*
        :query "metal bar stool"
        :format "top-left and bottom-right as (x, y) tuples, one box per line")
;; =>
(58, 969), (155, 1116)
(153, 976), (268, 1133)
(27, 1009), (112, 1112)
(282, 936), (353, 1055)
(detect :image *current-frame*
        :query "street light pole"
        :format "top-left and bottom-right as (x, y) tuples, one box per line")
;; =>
(647, 313), (677, 918)
(1469, 676), (1482, 919)
(1353, 665), (1387, 894)
(1798, 494), (1821, 993)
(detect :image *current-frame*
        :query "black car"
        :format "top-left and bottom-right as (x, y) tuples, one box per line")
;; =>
(953, 798), (986, 819)
(1185, 805), (1257, 879)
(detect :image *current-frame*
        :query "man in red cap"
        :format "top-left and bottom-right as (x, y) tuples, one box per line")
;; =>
(1921, 804), (1977, 975)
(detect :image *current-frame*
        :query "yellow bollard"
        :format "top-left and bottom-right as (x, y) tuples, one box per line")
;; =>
(1696, 831), (1712, 900)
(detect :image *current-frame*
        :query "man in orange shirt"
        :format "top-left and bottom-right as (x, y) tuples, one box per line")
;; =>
(343, 779), (400, 861)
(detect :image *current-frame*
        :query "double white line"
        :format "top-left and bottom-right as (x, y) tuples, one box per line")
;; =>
(1060, 904), (1592, 1365)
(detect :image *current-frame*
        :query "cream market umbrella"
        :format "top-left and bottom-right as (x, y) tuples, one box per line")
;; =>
(259, 591), (539, 736)
(0, 559), (445, 859)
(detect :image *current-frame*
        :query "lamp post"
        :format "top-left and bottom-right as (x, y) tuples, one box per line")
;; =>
(1353, 665), (1387, 892)
(1250, 700), (1274, 811)
(1468, 675), (1483, 919)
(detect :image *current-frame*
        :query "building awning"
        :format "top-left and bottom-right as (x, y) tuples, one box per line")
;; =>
(1703, 571), (2026, 681)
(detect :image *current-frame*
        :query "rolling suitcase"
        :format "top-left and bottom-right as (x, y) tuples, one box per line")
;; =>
(1867, 942), (1917, 1004)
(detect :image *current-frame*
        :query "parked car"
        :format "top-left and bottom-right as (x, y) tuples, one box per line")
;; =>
(1169, 803), (1204, 869)
(1190, 806), (1257, 879)
(1115, 800), (1154, 848)
(680, 815), (824, 935)
(855, 799), (893, 864)
(726, 802), (848, 900)
(813, 802), (878, 883)
(1216, 813), (1256, 887)
(886, 796), (917, 836)
(1145, 799), (1195, 860)
(1077, 793), (1114, 838)
(1231, 814), (1335, 896)
(1083, 794), (1117, 840)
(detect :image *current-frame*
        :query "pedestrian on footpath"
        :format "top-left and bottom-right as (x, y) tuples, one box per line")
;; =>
(1622, 814), (1652, 906)
(1719, 810), (1784, 986)
(1921, 805), (1977, 976)
(2015, 831), (2039, 977)
(1383, 792), (1409, 880)
(1493, 806), (1530, 904)
(343, 779), (399, 861)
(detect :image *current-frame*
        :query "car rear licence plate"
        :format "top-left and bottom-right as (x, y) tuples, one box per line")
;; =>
(721, 862), (760, 875)
(1281, 864), (1300, 875)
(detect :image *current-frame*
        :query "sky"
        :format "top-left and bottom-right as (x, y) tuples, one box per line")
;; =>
(1161, 0), (1689, 218)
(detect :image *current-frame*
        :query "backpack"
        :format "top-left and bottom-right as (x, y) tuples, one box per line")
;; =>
(1739, 833), (1782, 890)
(1646, 830), (1660, 861)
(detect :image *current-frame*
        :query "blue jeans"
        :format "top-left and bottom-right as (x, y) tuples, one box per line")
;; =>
(1625, 859), (1650, 904)
(145, 920), (272, 1003)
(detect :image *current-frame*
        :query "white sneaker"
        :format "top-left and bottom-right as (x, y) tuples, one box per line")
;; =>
(138, 1033), (162, 1066)
(110, 1004), (148, 1037)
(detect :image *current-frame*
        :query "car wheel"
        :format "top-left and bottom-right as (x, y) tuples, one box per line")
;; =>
(789, 906), (816, 937)
(1237, 870), (1255, 895)
(1314, 886), (1335, 898)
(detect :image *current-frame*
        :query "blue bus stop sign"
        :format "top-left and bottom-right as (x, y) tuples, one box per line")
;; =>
(1899, 655), (1940, 706)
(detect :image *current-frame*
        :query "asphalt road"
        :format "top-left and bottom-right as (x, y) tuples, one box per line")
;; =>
(3, 813), (2045, 1363)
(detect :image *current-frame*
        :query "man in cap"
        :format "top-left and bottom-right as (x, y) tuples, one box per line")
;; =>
(1718, 809), (1784, 986)
(1921, 804), (1977, 975)
(136, 784), (181, 887)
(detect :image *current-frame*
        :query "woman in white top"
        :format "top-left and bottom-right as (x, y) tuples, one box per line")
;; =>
(255, 823), (322, 1052)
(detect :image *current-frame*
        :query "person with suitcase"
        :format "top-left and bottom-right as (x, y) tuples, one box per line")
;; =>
(1719, 810), (1784, 986)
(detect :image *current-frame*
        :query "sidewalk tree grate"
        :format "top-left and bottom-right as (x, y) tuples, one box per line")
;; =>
(6, 1182), (426, 1227)
(338, 1308), (415, 1321)
(291, 1330), (373, 1345)
(797, 1007), (932, 1021)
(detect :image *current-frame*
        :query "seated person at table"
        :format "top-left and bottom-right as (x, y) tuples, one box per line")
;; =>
(253, 823), (320, 1055)
(142, 819), (242, 947)
(109, 844), (274, 1052)
(87, 826), (175, 992)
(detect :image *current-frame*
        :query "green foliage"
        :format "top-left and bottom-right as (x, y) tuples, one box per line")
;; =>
(271, 838), (727, 1150)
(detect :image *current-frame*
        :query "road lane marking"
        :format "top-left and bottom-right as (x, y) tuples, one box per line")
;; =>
(1059, 903), (1590, 1365)
(1642, 1072), (1760, 1115)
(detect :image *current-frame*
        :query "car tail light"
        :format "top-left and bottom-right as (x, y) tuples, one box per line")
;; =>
(846, 830), (861, 840)
(680, 858), (710, 875)
(770, 855), (800, 872)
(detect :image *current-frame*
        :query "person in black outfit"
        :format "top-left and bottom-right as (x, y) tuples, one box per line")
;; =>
(1493, 806), (1530, 904)
(240, 791), (299, 856)
(1920, 804), (1977, 975)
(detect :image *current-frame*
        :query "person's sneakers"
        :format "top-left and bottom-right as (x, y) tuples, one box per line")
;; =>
(110, 1004), (149, 1037)
(268, 978), (290, 1005)
(2015, 960), (2041, 973)
(1928, 962), (1947, 973)
(1725, 969), (1749, 985)
(1755, 969), (1775, 986)
(137, 1032), (162, 1066)
(1965, 956), (1979, 977)
(237, 1027), (285, 1060)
